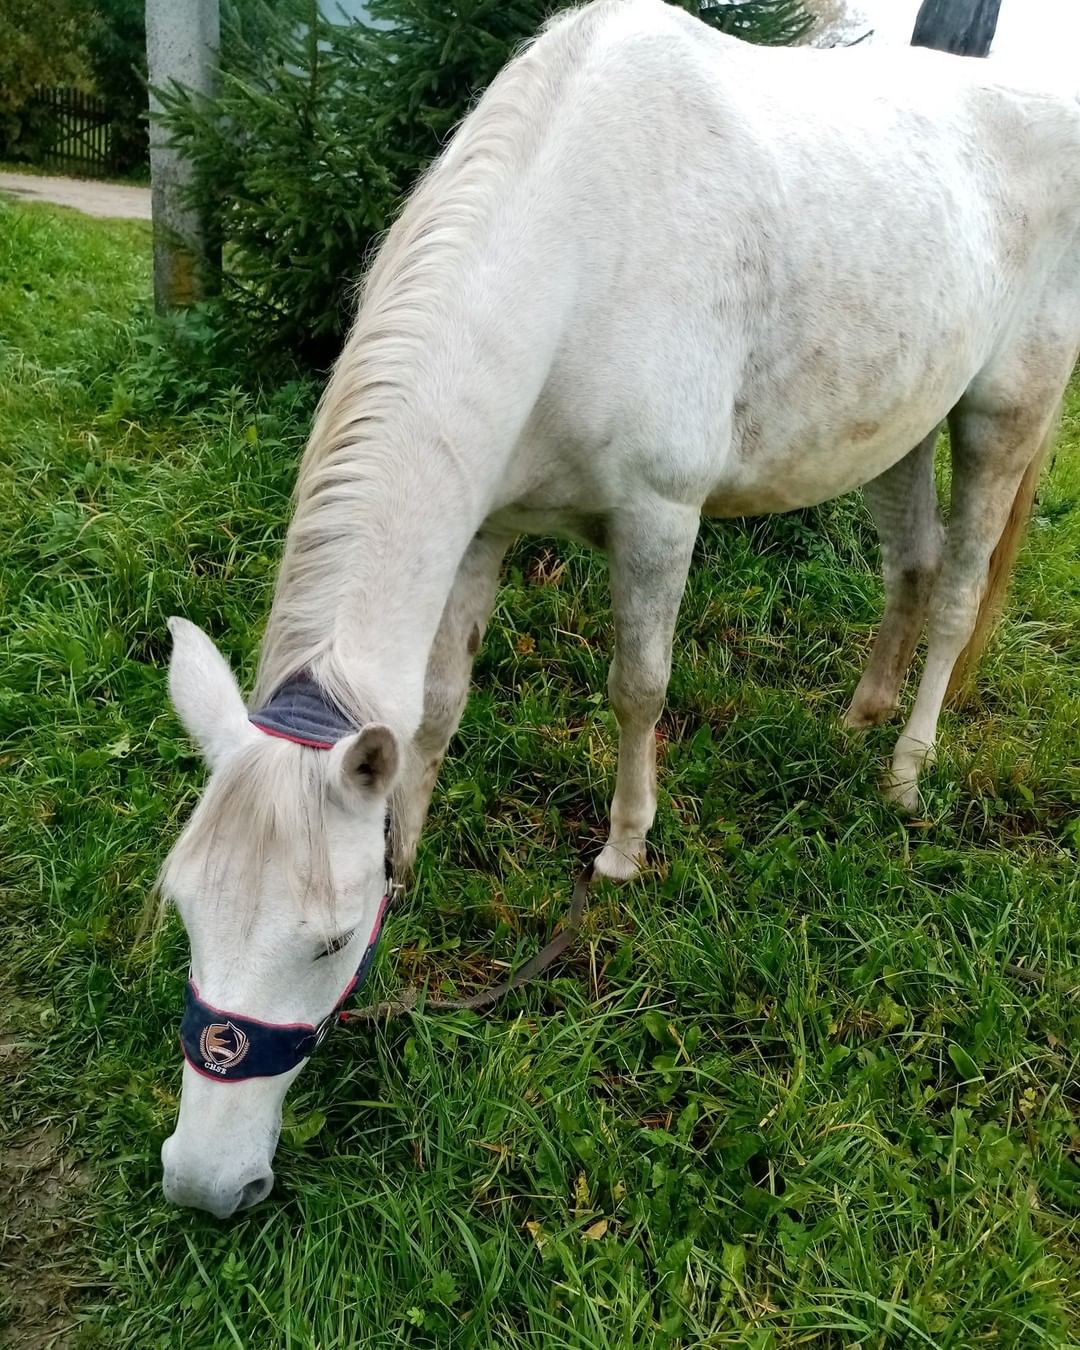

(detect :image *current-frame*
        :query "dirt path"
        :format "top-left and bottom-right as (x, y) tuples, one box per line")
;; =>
(0, 171), (150, 221)
(0, 982), (89, 1349)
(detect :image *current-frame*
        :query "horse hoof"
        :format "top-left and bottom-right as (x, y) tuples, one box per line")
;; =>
(881, 771), (920, 814)
(594, 841), (644, 882)
(842, 700), (895, 730)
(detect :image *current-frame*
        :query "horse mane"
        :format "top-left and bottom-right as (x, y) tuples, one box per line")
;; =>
(252, 1), (614, 719)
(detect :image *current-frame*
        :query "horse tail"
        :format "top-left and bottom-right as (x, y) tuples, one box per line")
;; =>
(946, 420), (1055, 704)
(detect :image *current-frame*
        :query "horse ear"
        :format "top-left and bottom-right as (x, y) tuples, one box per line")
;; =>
(167, 617), (254, 769)
(329, 725), (400, 800)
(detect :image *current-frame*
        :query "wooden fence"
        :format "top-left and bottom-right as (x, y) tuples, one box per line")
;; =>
(29, 87), (120, 179)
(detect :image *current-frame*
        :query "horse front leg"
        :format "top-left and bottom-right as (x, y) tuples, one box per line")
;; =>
(391, 529), (511, 874)
(595, 504), (699, 881)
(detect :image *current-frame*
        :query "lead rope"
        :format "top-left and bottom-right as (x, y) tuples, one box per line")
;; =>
(342, 865), (595, 1023)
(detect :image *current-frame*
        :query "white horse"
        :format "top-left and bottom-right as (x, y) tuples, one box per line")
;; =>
(159, 0), (1080, 1215)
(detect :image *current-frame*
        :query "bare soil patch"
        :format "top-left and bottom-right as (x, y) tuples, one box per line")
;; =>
(0, 1002), (91, 1349)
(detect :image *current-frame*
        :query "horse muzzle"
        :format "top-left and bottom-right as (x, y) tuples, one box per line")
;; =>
(161, 1059), (290, 1216)
(161, 1132), (275, 1217)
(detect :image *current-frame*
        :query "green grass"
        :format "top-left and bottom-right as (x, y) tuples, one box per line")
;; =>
(2, 196), (1079, 1349)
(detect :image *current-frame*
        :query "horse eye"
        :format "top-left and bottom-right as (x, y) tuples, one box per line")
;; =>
(317, 929), (355, 960)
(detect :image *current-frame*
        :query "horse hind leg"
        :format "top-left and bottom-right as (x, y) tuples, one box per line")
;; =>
(844, 428), (945, 729)
(884, 388), (1061, 812)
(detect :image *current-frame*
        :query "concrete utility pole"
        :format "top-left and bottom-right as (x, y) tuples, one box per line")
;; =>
(911, 0), (1002, 58)
(145, 0), (220, 311)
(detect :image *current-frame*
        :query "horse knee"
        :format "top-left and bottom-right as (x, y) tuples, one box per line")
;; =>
(901, 559), (940, 606)
(883, 546), (941, 612)
(608, 658), (668, 728)
(927, 579), (982, 647)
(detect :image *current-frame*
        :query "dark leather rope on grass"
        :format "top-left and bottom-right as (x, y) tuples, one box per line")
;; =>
(343, 865), (596, 1022)
(1003, 961), (1079, 993)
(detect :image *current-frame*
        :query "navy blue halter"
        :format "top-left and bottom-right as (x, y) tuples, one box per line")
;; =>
(179, 672), (391, 1083)
(180, 894), (387, 1082)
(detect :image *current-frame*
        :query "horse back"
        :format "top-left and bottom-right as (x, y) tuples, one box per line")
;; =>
(518, 3), (1080, 513)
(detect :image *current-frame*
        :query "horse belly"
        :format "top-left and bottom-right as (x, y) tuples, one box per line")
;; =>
(701, 268), (999, 518)
(702, 377), (965, 518)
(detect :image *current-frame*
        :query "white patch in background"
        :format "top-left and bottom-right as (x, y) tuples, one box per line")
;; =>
(859, 0), (1080, 94)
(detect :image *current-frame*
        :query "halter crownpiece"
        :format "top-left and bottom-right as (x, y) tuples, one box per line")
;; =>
(178, 670), (392, 1082)
(248, 670), (356, 749)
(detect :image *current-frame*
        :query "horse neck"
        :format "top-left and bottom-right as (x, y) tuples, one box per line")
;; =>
(254, 82), (575, 736)
(255, 384), (491, 739)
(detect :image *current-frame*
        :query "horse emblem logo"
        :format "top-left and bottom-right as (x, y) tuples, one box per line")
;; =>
(199, 1020), (250, 1071)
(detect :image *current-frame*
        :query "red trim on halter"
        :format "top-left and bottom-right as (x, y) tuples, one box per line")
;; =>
(250, 722), (337, 750)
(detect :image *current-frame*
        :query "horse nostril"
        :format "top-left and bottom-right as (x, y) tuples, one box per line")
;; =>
(238, 1173), (274, 1210)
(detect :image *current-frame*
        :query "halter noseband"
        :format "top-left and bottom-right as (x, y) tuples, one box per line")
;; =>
(179, 673), (391, 1083)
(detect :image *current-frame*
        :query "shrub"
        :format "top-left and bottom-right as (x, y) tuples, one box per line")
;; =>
(81, 0), (151, 175)
(0, 0), (86, 157)
(155, 1), (392, 370)
(159, 0), (813, 371)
